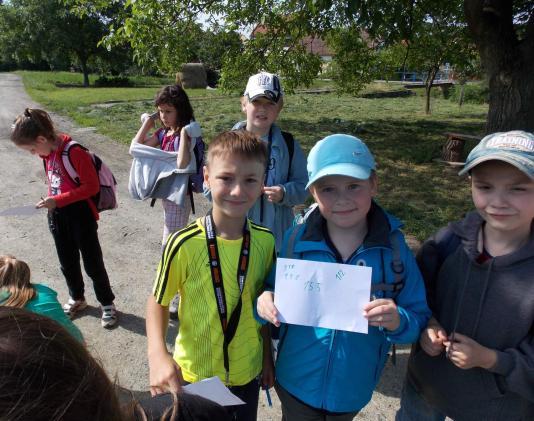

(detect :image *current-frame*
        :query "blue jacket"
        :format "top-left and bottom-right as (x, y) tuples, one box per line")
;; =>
(265, 203), (430, 412)
(232, 122), (309, 249)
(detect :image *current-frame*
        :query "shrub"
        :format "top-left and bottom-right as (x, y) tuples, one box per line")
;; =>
(94, 75), (133, 87)
(448, 82), (489, 104)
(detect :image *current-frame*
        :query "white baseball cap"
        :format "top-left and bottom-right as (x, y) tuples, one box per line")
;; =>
(244, 72), (283, 103)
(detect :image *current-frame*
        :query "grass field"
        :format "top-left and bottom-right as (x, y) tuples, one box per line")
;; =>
(17, 71), (488, 241)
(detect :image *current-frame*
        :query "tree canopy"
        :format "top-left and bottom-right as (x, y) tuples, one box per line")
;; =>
(7, 0), (533, 130)
(0, 0), (132, 85)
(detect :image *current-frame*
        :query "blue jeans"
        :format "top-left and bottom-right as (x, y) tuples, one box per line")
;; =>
(396, 380), (446, 421)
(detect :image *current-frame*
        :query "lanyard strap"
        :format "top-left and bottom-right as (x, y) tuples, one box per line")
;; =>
(260, 126), (273, 223)
(205, 210), (251, 383)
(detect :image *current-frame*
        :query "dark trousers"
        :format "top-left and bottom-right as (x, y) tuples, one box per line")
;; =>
(48, 201), (115, 306)
(275, 382), (359, 421)
(226, 377), (260, 421)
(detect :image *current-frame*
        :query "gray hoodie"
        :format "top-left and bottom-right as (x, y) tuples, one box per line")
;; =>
(407, 211), (534, 420)
(128, 142), (194, 205)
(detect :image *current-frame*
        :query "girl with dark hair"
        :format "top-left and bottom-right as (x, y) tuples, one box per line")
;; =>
(133, 84), (202, 246)
(0, 254), (83, 342)
(0, 307), (231, 421)
(10, 108), (117, 328)
(133, 85), (204, 319)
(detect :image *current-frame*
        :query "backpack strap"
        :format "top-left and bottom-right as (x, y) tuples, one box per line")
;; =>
(281, 131), (294, 177)
(370, 230), (405, 297)
(61, 141), (88, 185)
(285, 224), (305, 259)
(189, 183), (195, 214)
(156, 128), (166, 143)
(435, 228), (462, 267)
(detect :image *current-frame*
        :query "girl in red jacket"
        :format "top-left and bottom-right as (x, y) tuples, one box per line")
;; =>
(10, 108), (117, 328)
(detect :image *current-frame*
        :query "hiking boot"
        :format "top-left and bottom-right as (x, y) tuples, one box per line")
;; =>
(169, 294), (179, 320)
(63, 298), (88, 319)
(101, 303), (118, 329)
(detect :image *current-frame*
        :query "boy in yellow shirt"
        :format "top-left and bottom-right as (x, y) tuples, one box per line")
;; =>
(146, 131), (275, 421)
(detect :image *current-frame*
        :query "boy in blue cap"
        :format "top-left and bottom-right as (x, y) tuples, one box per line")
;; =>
(257, 134), (430, 419)
(397, 131), (534, 420)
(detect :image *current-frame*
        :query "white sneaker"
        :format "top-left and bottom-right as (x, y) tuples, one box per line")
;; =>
(101, 304), (118, 328)
(169, 294), (179, 320)
(63, 298), (88, 319)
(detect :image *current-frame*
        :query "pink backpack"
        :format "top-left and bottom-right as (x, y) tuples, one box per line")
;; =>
(61, 141), (118, 212)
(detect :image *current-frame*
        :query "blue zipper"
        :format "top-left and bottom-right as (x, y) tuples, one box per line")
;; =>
(321, 328), (337, 408)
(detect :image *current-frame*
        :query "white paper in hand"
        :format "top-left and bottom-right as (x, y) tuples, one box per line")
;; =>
(183, 376), (245, 406)
(274, 257), (372, 333)
(0, 205), (43, 217)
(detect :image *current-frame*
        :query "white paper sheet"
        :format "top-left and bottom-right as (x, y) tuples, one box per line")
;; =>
(183, 376), (245, 406)
(274, 257), (372, 334)
(0, 205), (43, 216)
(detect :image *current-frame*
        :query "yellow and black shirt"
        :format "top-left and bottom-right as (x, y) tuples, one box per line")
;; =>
(152, 218), (275, 386)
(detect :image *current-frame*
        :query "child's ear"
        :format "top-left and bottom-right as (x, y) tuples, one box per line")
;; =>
(35, 135), (48, 144)
(369, 173), (378, 197)
(203, 165), (210, 187)
(240, 96), (248, 113)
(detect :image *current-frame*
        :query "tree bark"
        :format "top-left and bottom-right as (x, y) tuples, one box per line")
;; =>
(79, 56), (90, 88)
(464, 0), (534, 132)
(424, 66), (439, 114)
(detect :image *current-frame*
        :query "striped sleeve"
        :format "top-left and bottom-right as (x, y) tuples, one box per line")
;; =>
(152, 222), (201, 305)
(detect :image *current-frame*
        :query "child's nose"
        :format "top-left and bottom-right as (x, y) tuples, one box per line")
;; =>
(491, 191), (508, 207)
(230, 182), (244, 196)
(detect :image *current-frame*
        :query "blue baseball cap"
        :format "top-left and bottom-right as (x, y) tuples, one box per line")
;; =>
(458, 130), (534, 179)
(306, 134), (376, 189)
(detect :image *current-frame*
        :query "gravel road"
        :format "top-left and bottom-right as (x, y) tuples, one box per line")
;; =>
(0, 72), (410, 420)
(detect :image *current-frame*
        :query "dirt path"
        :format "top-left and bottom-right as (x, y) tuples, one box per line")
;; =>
(0, 73), (409, 420)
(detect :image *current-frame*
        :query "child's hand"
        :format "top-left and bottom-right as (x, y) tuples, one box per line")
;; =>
(420, 318), (448, 356)
(444, 333), (497, 370)
(141, 113), (156, 129)
(148, 352), (183, 396)
(363, 298), (400, 331)
(257, 291), (280, 327)
(36, 196), (56, 210)
(263, 185), (284, 203)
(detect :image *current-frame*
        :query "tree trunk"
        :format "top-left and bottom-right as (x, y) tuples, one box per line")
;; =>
(424, 66), (439, 114)
(464, 0), (534, 133)
(458, 82), (465, 107)
(485, 64), (534, 133)
(79, 56), (90, 88)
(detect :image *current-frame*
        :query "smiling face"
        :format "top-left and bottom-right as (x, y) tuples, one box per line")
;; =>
(309, 174), (377, 231)
(471, 160), (534, 239)
(157, 103), (179, 130)
(242, 96), (282, 137)
(204, 152), (265, 221)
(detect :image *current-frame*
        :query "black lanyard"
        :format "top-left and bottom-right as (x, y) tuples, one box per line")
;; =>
(260, 126), (273, 223)
(205, 210), (251, 384)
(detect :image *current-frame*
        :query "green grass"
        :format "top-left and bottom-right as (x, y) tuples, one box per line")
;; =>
(17, 70), (488, 241)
